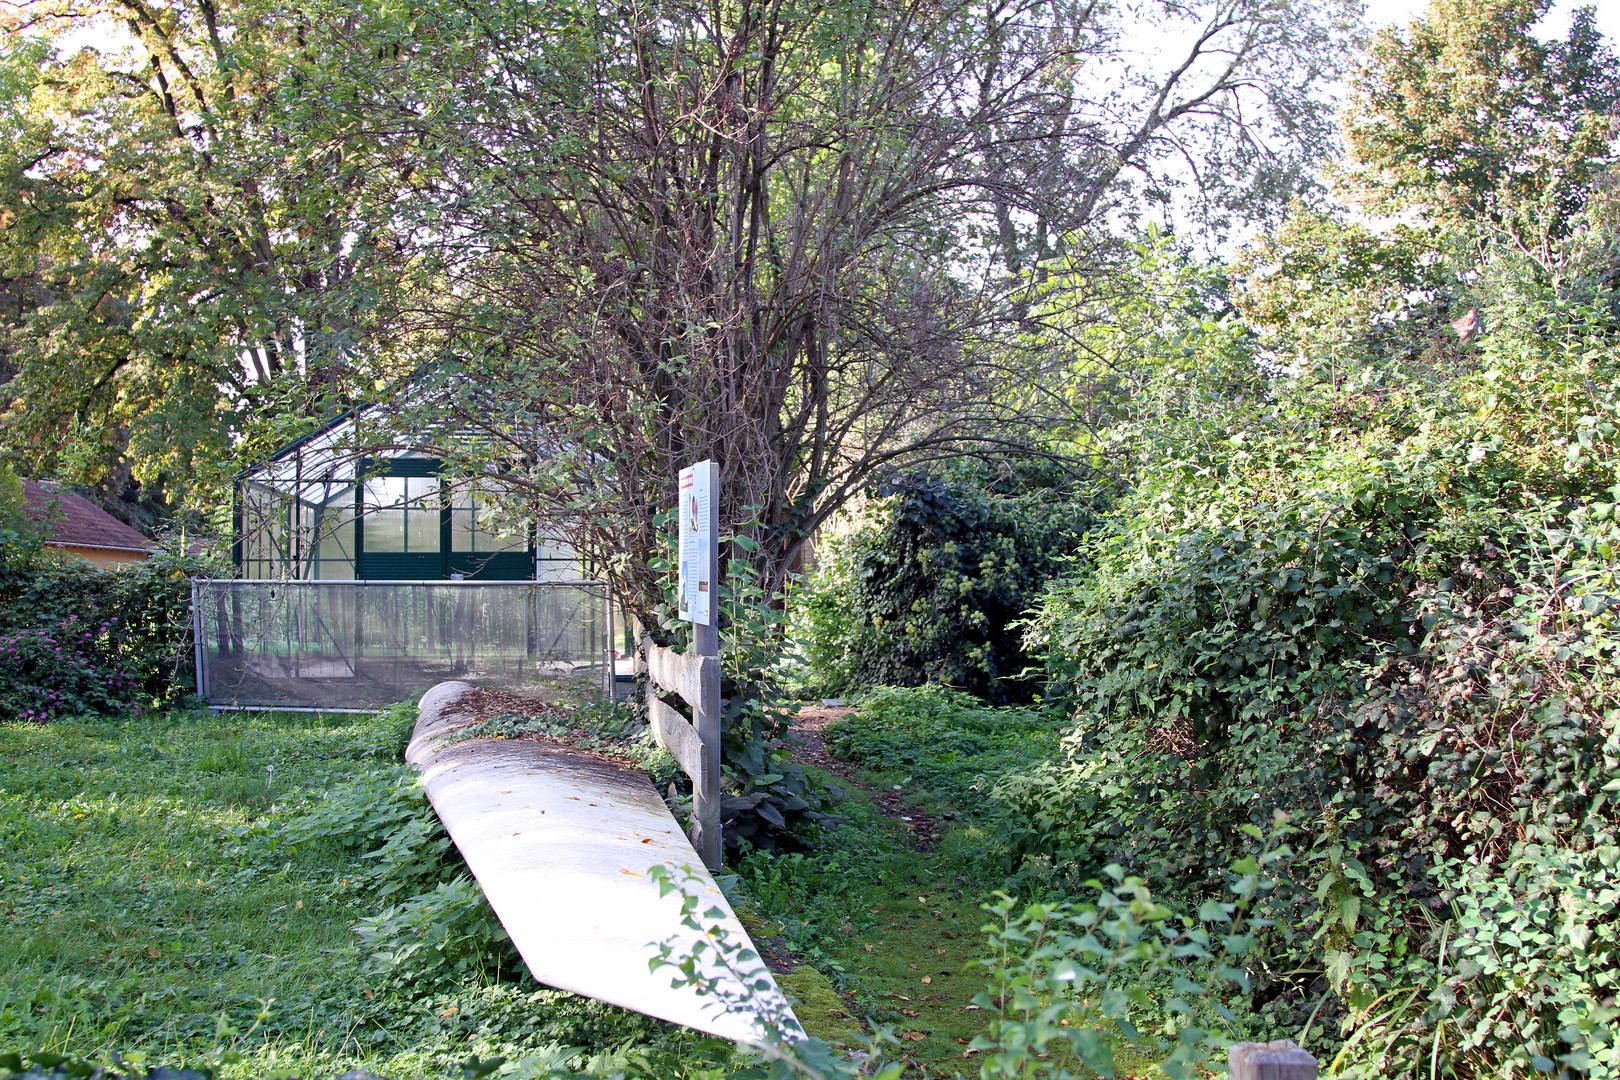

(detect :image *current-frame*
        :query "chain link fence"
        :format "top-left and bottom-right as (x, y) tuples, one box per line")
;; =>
(192, 580), (610, 710)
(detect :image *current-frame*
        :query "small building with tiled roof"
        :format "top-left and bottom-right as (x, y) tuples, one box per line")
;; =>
(21, 481), (154, 568)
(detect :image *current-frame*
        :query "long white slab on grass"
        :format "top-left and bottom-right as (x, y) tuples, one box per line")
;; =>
(406, 681), (799, 1044)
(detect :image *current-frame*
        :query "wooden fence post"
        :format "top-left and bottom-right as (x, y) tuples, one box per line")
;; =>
(1229, 1041), (1318, 1080)
(642, 634), (722, 870)
(641, 460), (724, 870)
(690, 621), (721, 870)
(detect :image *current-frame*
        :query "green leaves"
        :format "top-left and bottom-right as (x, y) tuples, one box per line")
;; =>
(967, 822), (1294, 1079)
(1340, 0), (1619, 281)
(795, 466), (1098, 703)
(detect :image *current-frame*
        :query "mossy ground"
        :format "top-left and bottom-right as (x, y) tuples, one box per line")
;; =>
(730, 698), (1162, 1078)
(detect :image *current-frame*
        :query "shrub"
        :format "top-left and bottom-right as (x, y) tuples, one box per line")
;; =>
(795, 464), (1099, 703)
(1003, 291), (1620, 1072)
(0, 622), (139, 721)
(0, 538), (218, 717)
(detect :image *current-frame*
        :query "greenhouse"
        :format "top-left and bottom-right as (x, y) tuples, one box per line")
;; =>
(233, 407), (580, 582)
(195, 408), (612, 710)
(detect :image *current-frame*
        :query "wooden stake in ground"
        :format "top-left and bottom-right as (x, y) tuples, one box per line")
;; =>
(647, 459), (722, 870)
(1229, 1041), (1318, 1080)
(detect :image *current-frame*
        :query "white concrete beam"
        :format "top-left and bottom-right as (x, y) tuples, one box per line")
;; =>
(406, 681), (800, 1044)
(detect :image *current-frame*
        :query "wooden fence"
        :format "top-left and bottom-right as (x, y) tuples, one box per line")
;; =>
(642, 634), (722, 869)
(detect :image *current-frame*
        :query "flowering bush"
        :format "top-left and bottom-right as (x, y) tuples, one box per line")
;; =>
(0, 523), (218, 720)
(0, 618), (141, 722)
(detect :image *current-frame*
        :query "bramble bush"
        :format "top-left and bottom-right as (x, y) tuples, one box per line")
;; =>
(1001, 290), (1620, 1074)
(0, 622), (139, 721)
(0, 522), (215, 719)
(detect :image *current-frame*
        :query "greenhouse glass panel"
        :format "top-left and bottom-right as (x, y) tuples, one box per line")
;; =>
(450, 485), (529, 553)
(312, 484), (356, 579)
(232, 407), (591, 582)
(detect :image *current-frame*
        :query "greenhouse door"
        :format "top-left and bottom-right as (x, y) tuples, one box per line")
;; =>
(355, 458), (536, 581)
(357, 458), (445, 579)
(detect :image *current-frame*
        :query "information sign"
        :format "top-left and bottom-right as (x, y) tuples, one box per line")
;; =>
(677, 461), (717, 626)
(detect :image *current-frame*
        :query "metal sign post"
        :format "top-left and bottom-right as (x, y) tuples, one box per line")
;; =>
(647, 460), (723, 869)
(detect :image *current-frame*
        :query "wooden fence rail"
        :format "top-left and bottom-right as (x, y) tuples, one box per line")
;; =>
(642, 634), (722, 869)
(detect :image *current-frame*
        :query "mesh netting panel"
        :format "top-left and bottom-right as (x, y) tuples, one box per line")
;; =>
(195, 581), (609, 710)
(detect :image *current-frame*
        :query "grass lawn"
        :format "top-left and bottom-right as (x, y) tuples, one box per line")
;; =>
(0, 707), (707, 1078)
(1, 689), (1169, 1079)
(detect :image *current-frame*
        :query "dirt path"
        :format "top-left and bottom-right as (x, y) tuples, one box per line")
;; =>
(793, 703), (942, 851)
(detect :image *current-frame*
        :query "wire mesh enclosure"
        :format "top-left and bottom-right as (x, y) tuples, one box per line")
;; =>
(193, 580), (611, 710)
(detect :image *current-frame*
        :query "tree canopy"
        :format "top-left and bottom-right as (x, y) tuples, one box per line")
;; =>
(1, 0), (1356, 605)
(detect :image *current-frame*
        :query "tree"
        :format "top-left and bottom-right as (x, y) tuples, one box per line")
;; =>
(395, 0), (1359, 624)
(1339, 0), (1620, 283)
(0, 0), (444, 499)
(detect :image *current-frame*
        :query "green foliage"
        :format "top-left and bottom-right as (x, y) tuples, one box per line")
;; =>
(967, 820), (1296, 1080)
(0, 543), (214, 718)
(796, 466), (1097, 703)
(352, 878), (516, 990)
(648, 864), (906, 1080)
(0, 0), (443, 495)
(824, 686), (1060, 817)
(1005, 261), (1620, 1070)
(1315, 842), (1620, 1080)
(653, 823), (1299, 1080)
(1233, 209), (1463, 369)
(1, 1051), (217, 1080)
(276, 768), (456, 899)
(1340, 0), (1620, 278)
(0, 468), (28, 535)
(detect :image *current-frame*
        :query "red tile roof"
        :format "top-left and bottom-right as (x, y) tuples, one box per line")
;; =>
(21, 481), (154, 555)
